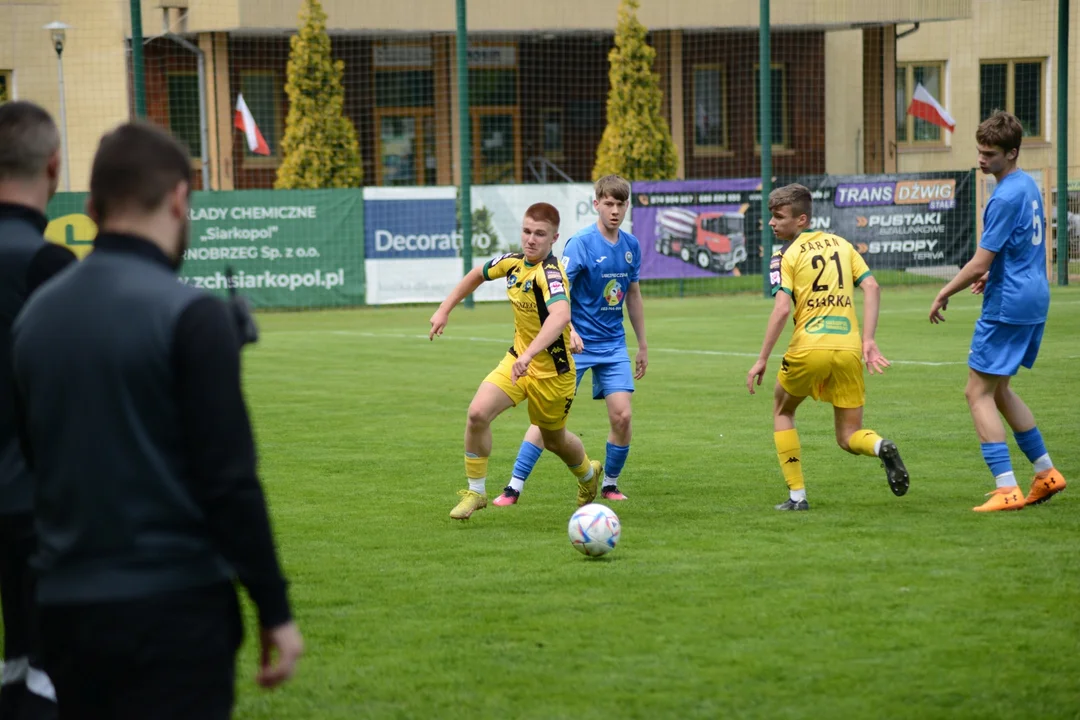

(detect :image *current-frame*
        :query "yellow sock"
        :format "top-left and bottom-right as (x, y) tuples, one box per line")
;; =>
(465, 453), (488, 494)
(568, 454), (593, 481)
(847, 429), (883, 458)
(774, 429), (805, 491)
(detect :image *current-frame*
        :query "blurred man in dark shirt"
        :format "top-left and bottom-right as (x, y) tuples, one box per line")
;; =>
(0, 100), (76, 720)
(12, 121), (301, 719)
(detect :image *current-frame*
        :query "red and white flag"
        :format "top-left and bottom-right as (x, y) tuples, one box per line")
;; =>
(906, 83), (955, 132)
(234, 94), (270, 155)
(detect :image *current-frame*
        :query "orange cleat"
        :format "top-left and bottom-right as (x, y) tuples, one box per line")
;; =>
(1025, 469), (1067, 506)
(973, 486), (1026, 512)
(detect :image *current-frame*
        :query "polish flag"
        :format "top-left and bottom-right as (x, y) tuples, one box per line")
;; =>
(234, 94), (270, 155)
(906, 83), (956, 132)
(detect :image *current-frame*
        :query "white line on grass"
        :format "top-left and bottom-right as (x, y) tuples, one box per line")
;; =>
(272, 329), (967, 366)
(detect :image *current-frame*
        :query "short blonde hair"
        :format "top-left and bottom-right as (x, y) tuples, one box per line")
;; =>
(767, 183), (812, 220)
(594, 174), (630, 202)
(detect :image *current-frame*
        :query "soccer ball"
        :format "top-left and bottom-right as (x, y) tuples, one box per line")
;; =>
(568, 503), (621, 557)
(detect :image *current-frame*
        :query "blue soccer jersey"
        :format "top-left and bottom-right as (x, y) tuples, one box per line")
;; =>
(979, 170), (1050, 325)
(560, 224), (641, 352)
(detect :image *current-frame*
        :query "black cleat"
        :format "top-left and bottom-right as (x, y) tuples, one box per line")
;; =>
(879, 440), (909, 497)
(774, 498), (810, 511)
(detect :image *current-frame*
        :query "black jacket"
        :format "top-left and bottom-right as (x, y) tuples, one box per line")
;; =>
(12, 233), (291, 628)
(0, 202), (76, 515)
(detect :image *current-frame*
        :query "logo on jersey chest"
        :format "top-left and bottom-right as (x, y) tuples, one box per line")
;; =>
(603, 278), (624, 307)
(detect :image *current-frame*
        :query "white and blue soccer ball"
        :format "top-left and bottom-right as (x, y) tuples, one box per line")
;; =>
(568, 503), (621, 557)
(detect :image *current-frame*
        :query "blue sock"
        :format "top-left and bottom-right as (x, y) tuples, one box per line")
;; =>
(1014, 427), (1047, 463)
(604, 442), (630, 485)
(980, 442), (1013, 478)
(512, 441), (543, 484)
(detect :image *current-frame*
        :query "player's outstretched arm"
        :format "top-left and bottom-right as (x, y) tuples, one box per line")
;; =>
(929, 247), (996, 324)
(625, 282), (648, 379)
(512, 299), (570, 383)
(430, 267), (486, 340)
(858, 276), (890, 374)
(747, 291), (791, 394)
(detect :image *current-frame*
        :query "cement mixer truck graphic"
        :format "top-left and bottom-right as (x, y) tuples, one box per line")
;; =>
(654, 208), (748, 274)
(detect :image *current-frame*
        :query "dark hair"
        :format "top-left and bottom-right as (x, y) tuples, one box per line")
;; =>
(0, 101), (60, 182)
(525, 202), (560, 230)
(89, 122), (192, 223)
(768, 183), (813, 220)
(976, 111), (1023, 156)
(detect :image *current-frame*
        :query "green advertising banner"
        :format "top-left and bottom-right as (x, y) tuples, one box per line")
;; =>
(45, 189), (365, 309)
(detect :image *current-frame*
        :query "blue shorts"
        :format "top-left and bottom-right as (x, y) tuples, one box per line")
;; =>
(574, 347), (635, 400)
(969, 319), (1045, 376)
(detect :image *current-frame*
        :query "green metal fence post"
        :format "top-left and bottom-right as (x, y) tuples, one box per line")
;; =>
(1057, 0), (1069, 286)
(130, 0), (146, 118)
(456, 0), (474, 307)
(760, 0), (773, 298)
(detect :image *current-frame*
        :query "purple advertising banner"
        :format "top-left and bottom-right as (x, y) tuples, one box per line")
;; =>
(632, 179), (764, 280)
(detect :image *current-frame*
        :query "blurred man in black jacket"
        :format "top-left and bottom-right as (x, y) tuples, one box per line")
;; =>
(11, 121), (302, 719)
(0, 101), (76, 720)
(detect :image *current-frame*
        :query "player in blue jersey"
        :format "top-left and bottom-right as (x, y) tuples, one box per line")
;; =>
(493, 175), (648, 506)
(929, 111), (1065, 512)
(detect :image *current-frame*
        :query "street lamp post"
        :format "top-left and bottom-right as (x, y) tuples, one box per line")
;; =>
(43, 21), (72, 192)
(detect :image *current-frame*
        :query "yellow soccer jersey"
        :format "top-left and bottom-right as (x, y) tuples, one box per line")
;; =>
(482, 252), (574, 378)
(769, 230), (873, 353)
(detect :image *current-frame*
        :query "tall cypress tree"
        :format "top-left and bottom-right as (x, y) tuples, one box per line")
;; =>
(592, 0), (679, 181)
(275, 0), (362, 189)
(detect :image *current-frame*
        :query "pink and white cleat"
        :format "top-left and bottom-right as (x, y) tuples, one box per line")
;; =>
(493, 487), (520, 506)
(601, 486), (628, 501)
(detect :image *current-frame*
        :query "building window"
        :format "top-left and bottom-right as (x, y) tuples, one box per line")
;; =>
(895, 62), (947, 146)
(374, 69), (434, 108)
(752, 63), (789, 149)
(166, 72), (201, 157)
(540, 108), (563, 158)
(239, 71), (281, 158)
(0, 71), (10, 103)
(467, 42), (520, 184)
(692, 64), (727, 154)
(373, 44), (437, 186)
(980, 59), (1045, 139)
(468, 69), (517, 107)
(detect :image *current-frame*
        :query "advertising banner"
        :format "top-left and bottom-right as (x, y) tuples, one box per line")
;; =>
(471, 182), (599, 258)
(631, 178), (764, 280)
(46, 190), (366, 309)
(789, 171), (975, 270)
(363, 187), (506, 305)
(630, 172), (974, 280)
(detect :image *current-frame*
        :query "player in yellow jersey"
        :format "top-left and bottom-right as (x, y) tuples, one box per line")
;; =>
(429, 202), (602, 520)
(746, 184), (909, 510)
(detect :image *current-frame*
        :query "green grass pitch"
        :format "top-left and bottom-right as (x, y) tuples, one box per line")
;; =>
(12, 284), (1080, 719)
(231, 284), (1080, 719)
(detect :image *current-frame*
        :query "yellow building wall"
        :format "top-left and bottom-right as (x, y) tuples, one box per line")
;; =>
(893, 0), (1079, 175)
(0, 0), (131, 191)
(224, 0), (970, 33)
(825, 29), (864, 175)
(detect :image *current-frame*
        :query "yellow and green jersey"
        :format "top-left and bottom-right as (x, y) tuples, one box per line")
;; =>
(482, 252), (573, 378)
(769, 230), (872, 353)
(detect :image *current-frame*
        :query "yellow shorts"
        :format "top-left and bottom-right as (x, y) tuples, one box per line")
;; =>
(777, 349), (865, 409)
(484, 353), (577, 430)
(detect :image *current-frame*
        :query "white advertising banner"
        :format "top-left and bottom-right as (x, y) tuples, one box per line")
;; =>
(470, 182), (601, 259)
(362, 183), (627, 306)
(363, 187), (505, 305)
